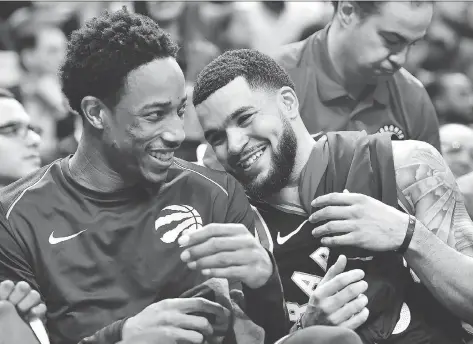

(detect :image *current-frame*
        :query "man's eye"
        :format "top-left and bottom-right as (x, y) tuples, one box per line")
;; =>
(178, 107), (186, 118)
(209, 133), (226, 146)
(238, 114), (253, 126)
(146, 112), (163, 121)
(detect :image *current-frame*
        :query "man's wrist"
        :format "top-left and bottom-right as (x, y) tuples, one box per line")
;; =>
(396, 215), (416, 254)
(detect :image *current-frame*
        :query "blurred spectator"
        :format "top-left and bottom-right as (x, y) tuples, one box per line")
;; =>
(0, 89), (41, 188)
(422, 16), (460, 72)
(133, 1), (220, 83)
(427, 72), (473, 126)
(440, 124), (473, 178)
(227, 1), (332, 54)
(12, 24), (69, 164)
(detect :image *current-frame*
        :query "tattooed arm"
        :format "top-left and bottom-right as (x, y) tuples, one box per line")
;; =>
(393, 140), (473, 323)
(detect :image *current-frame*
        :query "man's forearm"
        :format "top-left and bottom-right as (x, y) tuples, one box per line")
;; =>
(405, 221), (473, 324)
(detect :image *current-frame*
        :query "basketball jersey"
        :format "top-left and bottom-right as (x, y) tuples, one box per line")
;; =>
(253, 131), (463, 344)
(0, 157), (288, 344)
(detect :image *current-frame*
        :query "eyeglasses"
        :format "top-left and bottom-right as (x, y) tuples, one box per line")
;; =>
(0, 123), (43, 139)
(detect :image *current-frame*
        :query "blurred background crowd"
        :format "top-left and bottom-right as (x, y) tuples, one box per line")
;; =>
(1, 1), (473, 179)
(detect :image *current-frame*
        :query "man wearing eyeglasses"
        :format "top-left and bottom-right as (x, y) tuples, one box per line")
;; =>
(0, 89), (42, 188)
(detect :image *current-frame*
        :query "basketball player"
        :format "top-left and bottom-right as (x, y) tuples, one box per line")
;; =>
(200, 1), (441, 171)
(188, 49), (473, 344)
(0, 10), (289, 344)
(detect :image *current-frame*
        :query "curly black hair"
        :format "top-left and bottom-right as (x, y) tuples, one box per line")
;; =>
(193, 49), (295, 107)
(60, 7), (179, 115)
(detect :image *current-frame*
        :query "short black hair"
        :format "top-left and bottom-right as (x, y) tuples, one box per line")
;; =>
(193, 49), (295, 107)
(60, 7), (179, 115)
(331, 1), (432, 19)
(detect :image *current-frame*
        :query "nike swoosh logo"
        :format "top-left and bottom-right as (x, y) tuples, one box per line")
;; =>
(277, 220), (308, 245)
(347, 256), (374, 261)
(49, 229), (87, 245)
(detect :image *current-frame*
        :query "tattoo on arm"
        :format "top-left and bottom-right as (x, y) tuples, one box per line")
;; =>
(394, 142), (473, 256)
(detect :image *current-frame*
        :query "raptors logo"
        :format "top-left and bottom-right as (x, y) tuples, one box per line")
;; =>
(156, 205), (203, 243)
(378, 124), (405, 140)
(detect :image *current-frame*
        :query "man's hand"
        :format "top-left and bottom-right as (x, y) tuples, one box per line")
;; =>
(0, 280), (46, 321)
(302, 255), (369, 330)
(310, 192), (409, 251)
(178, 223), (273, 289)
(122, 298), (228, 344)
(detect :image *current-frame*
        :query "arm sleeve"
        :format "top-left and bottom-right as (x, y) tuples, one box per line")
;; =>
(0, 211), (38, 291)
(225, 176), (290, 344)
(411, 88), (441, 151)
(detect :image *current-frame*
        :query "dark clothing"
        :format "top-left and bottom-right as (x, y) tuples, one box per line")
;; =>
(0, 157), (288, 344)
(270, 25), (441, 151)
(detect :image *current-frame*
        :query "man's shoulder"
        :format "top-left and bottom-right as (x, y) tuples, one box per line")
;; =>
(391, 140), (441, 169)
(268, 31), (321, 71)
(170, 159), (236, 199)
(269, 39), (307, 70)
(0, 159), (63, 218)
(391, 68), (429, 104)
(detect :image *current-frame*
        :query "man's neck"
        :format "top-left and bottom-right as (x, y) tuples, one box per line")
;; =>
(266, 132), (316, 207)
(68, 133), (132, 193)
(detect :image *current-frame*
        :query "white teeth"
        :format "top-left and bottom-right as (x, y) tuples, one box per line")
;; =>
(239, 150), (264, 169)
(150, 151), (173, 161)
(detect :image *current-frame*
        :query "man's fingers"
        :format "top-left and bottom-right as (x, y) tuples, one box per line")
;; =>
(29, 303), (47, 321)
(313, 269), (365, 299)
(0, 280), (15, 300)
(185, 250), (252, 271)
(328, 294), (368, 325)
(327, 280), (368, 311)
(17, 289), (41, 314)
(180, 236), (251, 263)
(319, 255), (347, 286)
(339, 308), (370, 330)
(312, 221), (355, 238)
(7, 281), (31, 305)
(309, 206), (356, 224)
(178, 223), (248, 247)
(320, 233), (358, 247)
(163, 327), (205, 344)
(311, 192), (363, 208)
(162, 298), (228, 320)
(197, 266), (248, 281)
(167, 313), (214, 338)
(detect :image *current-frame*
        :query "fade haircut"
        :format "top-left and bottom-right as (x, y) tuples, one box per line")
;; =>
(60, 7), (179, 116)
(331, 1), (433, 19)
(192, 49), (295, 107)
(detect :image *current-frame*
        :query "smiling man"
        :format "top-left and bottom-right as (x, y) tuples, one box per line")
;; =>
(0, 9), (288, 344)
(201, 1), (440, 171)
(192, 49), (473, 344)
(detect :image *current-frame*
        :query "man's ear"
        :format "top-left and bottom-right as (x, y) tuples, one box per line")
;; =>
(336, 1), (358, 28)
(278, 86), (300, 120)
(80, 96), (108, 130)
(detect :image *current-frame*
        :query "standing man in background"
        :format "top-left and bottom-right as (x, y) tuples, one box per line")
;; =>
(271, 1), (439, 149)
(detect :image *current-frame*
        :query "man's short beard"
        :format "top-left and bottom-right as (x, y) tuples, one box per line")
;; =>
(241, 120), (297, 201)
